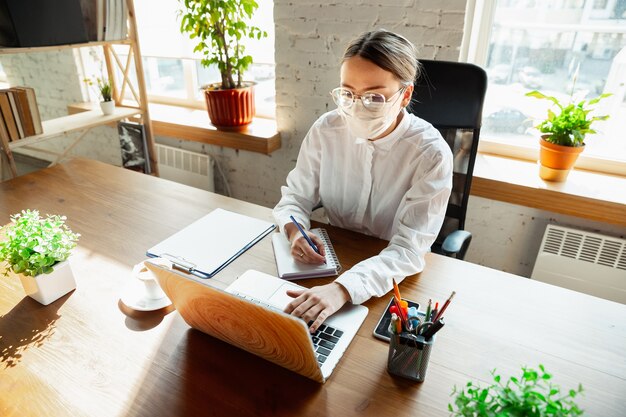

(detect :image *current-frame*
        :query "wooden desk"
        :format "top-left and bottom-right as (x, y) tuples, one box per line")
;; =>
(1, 159), (625, 416)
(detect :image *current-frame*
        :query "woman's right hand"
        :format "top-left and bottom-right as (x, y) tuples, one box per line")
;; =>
(284, 223), (327, 264)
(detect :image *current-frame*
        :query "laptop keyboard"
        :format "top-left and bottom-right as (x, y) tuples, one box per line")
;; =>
(230, 292), (344, 366)
(311, 324), (343, 365)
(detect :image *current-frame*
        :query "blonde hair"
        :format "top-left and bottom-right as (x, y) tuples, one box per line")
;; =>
(343, 29), (420, 85)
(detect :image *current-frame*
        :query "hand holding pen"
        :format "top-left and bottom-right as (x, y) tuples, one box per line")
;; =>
(288, 215), (326, 264)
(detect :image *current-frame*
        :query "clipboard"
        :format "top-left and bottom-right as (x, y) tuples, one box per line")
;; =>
(146, 208), (276, 278)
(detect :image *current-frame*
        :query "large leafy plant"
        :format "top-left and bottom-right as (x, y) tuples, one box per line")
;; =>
(526, 90), (611, 147)
(178, 0), (267, 90)
(449, 365), (584, 417)
(0, 210), (80, 277)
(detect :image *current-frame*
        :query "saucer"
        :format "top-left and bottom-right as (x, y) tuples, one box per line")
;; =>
(120, 259), (173, 312)
(120, 274), (172, 312)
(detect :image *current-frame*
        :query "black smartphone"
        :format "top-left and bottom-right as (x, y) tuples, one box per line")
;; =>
(372, 297), (420, 342)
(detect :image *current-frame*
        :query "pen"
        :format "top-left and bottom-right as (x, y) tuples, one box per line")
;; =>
(400, 300), (408, 320)
(389, 305), (399, 316)
(425, 298), (432, 321)
(433, 291), (456, 322)
(390, 313), (402, 334)
(289, 215), (325, 262)
(392, 296), (407, 329)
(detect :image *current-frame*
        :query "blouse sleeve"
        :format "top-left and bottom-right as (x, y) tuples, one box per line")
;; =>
(272, 119), (323, 234)
(335, 146), (453, 305)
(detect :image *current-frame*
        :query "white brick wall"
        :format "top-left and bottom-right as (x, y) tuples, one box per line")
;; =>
(7, 0), (623, 278)
(1, 50), (123, 165)
(1, 0), (466, 206)
(272, 0), (467, 213)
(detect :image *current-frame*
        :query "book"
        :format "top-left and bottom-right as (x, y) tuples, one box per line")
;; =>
(271, 229), (342, 280)
(96, 0), (104, 41)
(104, 0), (116, 41)
(146, 208), (276, 279)
(0, 91), (19, 141)
(13, 87), (42, 135)
(0, 105), (11, 145)
(120, 0), (127, 39)
(5, 90), (24, 139)
(10, 87), (35, 137)
(6, 0), (88, 47)
(118, 121), (150, 174)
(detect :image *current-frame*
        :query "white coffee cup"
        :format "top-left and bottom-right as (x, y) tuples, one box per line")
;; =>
(132, 259), (169, 300)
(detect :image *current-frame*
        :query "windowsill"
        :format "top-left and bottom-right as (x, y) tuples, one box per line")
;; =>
(471, 153), (626, 227)
(67, 102), (281, 155)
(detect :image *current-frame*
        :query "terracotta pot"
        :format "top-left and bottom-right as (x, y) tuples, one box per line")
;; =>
(538, 136), (585, 181)
(203, 82), (255, 129)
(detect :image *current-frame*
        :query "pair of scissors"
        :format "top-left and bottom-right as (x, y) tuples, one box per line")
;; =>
(415, 321), (433, 336)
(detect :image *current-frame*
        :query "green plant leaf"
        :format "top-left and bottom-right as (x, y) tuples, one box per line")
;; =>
(0, 210), (79, 277)
(449, 365), (584, 416)
(527, 88), (611, 147)
(177, 0), (267, 88)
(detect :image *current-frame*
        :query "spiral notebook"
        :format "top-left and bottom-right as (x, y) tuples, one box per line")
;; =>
(271, 229), (342, 280)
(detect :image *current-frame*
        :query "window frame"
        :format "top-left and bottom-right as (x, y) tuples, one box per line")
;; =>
(130, 0), (277, 120)
(461, 0), (626, 176)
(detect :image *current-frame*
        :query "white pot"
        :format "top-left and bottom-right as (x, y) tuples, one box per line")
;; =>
(18, 260), (77, 305)
(100, 100), (115, 115)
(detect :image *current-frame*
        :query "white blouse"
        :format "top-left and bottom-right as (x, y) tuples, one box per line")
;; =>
(273, 109), (453, 304)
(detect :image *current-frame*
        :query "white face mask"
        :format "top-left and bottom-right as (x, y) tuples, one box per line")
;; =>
(339, 88), (406, 139)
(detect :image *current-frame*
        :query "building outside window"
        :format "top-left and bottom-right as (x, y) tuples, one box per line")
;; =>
(464, 0), (626, 175)
(121, 0), (276, 118)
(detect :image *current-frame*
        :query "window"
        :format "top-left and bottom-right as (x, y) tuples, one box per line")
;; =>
(129, 0), (276, 118)
(462, 0), (626, 175)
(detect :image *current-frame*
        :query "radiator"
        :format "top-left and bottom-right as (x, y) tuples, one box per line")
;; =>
(531, 224), (626, 304)
(155, 144), (215, 192)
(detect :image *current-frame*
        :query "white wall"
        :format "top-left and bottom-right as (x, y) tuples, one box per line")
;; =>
(465, 197), (626, 277)
(1, 51), (123, 166)
(2, 0), (624, 278)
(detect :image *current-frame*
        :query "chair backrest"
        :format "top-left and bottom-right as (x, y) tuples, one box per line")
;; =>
(408, 59), (487, 240)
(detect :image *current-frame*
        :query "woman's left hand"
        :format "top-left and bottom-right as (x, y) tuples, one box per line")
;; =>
(284, 282), (351, 333)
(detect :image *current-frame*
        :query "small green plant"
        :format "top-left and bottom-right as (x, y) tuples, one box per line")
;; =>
(84, 76), (112, 102)
(526, 90), (611, 147)
(0, 210), (80, 277)
(449, 365), (584, 417)
(178, 0), (267, 90)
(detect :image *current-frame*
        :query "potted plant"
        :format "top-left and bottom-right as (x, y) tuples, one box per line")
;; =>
(84, 76), (115, 115)
(526, 89), (611, 181)
(449, 364), (584, 416)
(0, 209), (80, 305)
(178, 0), (267, 129)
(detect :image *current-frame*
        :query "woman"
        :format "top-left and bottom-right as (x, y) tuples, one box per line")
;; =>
(273, 29), (453, 332)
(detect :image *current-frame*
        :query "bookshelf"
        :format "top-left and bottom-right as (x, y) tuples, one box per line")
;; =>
(0, 0), (158, 179)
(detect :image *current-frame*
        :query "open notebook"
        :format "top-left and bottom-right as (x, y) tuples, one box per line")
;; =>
(271, 229), (341, 280)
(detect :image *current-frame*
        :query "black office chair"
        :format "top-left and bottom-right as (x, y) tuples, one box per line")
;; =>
(409, 59), (487, 260)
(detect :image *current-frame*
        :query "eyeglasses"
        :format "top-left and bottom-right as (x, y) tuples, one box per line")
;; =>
(330, 86), (406, 112)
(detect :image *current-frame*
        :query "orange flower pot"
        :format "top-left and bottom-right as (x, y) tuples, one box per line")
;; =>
(538, 136), (585, 181)
(204, 82), (255, 130)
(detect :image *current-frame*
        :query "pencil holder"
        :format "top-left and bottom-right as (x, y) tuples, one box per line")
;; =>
(387, 333), (435, 382)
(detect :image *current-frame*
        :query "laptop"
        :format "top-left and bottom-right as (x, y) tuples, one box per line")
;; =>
(144, 261), (368, 383)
